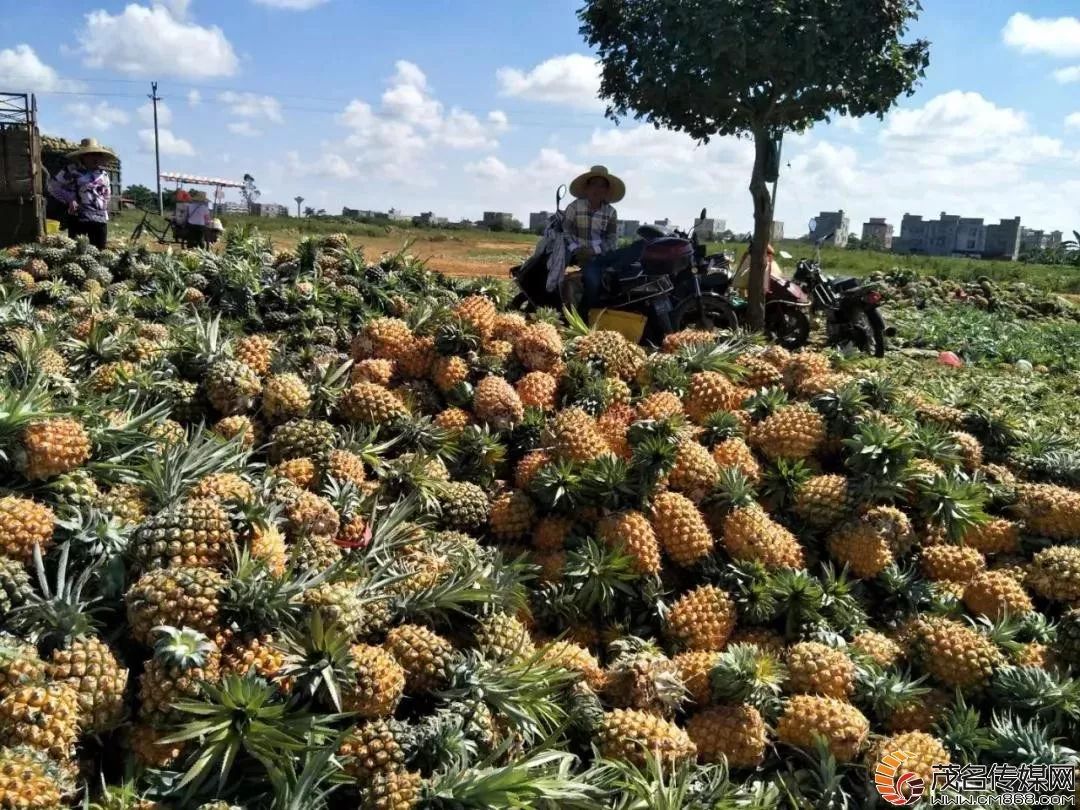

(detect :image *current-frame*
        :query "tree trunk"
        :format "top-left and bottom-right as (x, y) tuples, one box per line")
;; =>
(747, 127), (775, 332)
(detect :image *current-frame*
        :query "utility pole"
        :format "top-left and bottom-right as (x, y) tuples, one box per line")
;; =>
(149, 81), (163, 215)
(294, 196), (304, 218)
(770, 133), (783, 236)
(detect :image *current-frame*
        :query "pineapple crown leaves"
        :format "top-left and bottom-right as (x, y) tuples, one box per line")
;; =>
(774, 736), (859, 810)
(707, 466), (759, 511)
(561, 305), (593, 338)
(559, 359), (611, 416)
(583, 751), (751, 810)
(528, 458), (586, 515)
(0, 375), (56, 448)
(987, 711), (1079, 766)
(434, 315), (482, 357)
(989, 665), (1080, 731)
(746, 566), (865, 641)
(968, 610), (1056, 654)
(53, 506), (132, 595)
(760, 458), (813, 513)
(446, 425), (508, 487)
(852, 663), (930, 719)
(580, 455), (643, 512)
(85, 398), (173, 464)
(558, 537), (642, 618)
(742, 386), (789, 422)
(909, 422), (966, 470)
(676, 337), (750, 377)
(304, 358), (353, 417)
(710, 642), (788, 718)
(390, 415), (454, 459)
(913, 471), (990, 541)
(855, 373), (901, 414)
(133, 427), (250, 510)
(378, 453), (448, 515)
(12, 542), (104, 652)
(162, 673), (345, 802)
(221, 545), (329, 632)
(963, 405), (1022, 455)
(277, 609), (355, 712)
(150, 624), (217, 669)
(842, 418), (915, 502)
(697, 410), (746, 448)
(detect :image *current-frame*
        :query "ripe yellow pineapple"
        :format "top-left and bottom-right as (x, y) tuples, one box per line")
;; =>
(574, 330), (645, 381)
(684, 371), (742, 423)
(715, 471), (804, 570)
(0, 637), (45, 700)
(138, 627), (222, 726)
(711, 437), (761, 484)
(786, 642), (855, 699)
(649, 492), (715, 567)
(0, 497), (55, 562)
(87, 361), (137, 394)
(0, 683), (81, 760)
(549, 408), (611, 462)
(636, 391), (684, 422)
(353, 358), (396, 386)
(597, 709), (696, 766)
(783, 351), (832, 393)
(919, 545), (985, 583)
(339, 720), (405, 780)
(128, 723), (185, 769)
(324, 449), (367, 486)
(220, 633), (286, 682)
(827, 506), (913, 579)
(673, 651), (720, 706)
(667, 440), (719, 502)
(189, 472), (255, 504)
(211, 414), (261, 449)
(234, 334), (275, 375)
(281, 489), (340, 541)
(473, 376), (524, 430)
(538, 641), (606, 690)
(492, 312), (528, 342)
(16, 419), (91, 480)
(488, 490), (536, 541)
(474, 613), (535, 663)
(455, 295), (497, 338)
(383, 624), (453, 693)
(686, 704), (766, 768)
(261, 373), (312, 422)
(0, 745), (75, 807)
(963, 570), (1033, 619)
(273, 457), (318, 489)
(751, 404), (825, 461)
(46, 637), (128, 733)
(886, 688), (952, 733)
(660, 329), (716, 354)
(514, 450), (551, 490)
(1011, 484), (1080, 540)
(736, 355), (784, 390)
(434, 407), (473, 433)
(125, 566), (224, 645)
(776, 695), (869, 762)
(362, 767), (422, 810)
(949, 430), (983, 470)
(205, 359), (263, 415)
(597, 510), (661, 575)
(396, 335), (435, 379)
(514, 322), (563, 372)
(130, 497), (236, 571)
(515, 371), (558, 412)
(850, 631), (902, 668)
(867, 732), (950, 794)
(793, 474), (851, 528)
(1028, 546), (1080, 603)
(351, 317), (413, 361)
(915, 617), (1002, 690)
(961, 518), (1020, 555)
(342, 644), (406, 719)
(430, 356), (470, 393)
(666, 585), (736, 651)
(531, 516), (573, 551)
(338, 382), (409, 425)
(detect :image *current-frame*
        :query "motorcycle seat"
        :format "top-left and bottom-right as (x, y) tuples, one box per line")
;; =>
(831, 276), (861, 292)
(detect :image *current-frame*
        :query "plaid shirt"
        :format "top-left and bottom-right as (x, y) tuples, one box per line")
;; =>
(564, 198), (618, 256)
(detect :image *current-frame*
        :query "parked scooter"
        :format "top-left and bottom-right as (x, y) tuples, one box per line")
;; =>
(509, 194), (737, 346)
(720, 243), (813, 350)
(792, 219), (893, 357)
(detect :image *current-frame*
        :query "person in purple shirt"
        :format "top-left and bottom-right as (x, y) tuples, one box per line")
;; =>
(46, 138), (114, 249)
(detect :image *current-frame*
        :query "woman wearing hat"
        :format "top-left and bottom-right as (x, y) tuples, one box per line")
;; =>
(564, 165), (637, 317)
(46, 138), (114, 249)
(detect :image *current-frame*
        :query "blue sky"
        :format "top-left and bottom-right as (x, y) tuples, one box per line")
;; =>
(3, 0), (1079, 233)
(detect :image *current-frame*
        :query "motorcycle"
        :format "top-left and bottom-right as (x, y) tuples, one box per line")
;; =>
(717, 244), (813, 350)
(509, 192), (737, 346)
(791, 219), (892, 357)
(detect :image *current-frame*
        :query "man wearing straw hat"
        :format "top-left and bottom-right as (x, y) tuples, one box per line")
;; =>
(46, 138), (115, 249)
(563, 165), (636, 317)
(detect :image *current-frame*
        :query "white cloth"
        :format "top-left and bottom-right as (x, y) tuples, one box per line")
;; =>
(187, 201), (211, 226)
(526, 210), (570, 293)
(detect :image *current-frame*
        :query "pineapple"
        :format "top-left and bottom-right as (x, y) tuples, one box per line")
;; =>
(339, 720), (405, 780)
(919, 545), (985, 583)
(531, 515), (574, 551)
(46, 637), (127, 733)
(850, 631), (901, 668)
(0, 745), (76, 808)
(0, 635), (45, 699)
(666, 585), (736, 651)
(915, 617), (1002, 690)
(751, 403), (825, 461)
(597, 510), (661, 576)
(776, 695), (869, 762)
(205, 359), (263, 415)
(492, 312), (528, 342)
(514, 322), (563, 372)
(351, 317), (413, 361)
(362, 768), (422, 810)
(962, 517), (1020, 555)
(886, 688), (952, 733)
(353, 358), (396, 386)
(636, 391), (684, 422)
(130, 497), (236, 571)
(597, 709), (696, 766)
(710, 437), (761, 485)
(649, 492), (715, 567)
(0, 497), (55, 562)
(324, 449), (367, 485)
(673, 651), (720, 706)
(684, 371), (741, 423)
(686, 704), (766, 768)
(514, 450), (551, 491)
(515, 372), (558, 412)
(538, 641), (606, 690)
(785, 642), (855, 699)
(125, 566), (224, 645)
(15, 419), (91, 480)
(549, 408), (611, 463)
(342, 644), (405, 719)
(189, 472), (255, 504)
(962, 570), (1033, 619)
(737, 355), (784, 389)
(867, 731), (950, 794)
(454, 295), (497, 338)
(338, 382), (409, 425)
(574, 330), (645, 381)
(793, 474), (851, 528)
(660, 329), (716, 354)
(396, 335), (435, 379)
(713, 470), (804, 570)
(261, 373), (312, 422)
(488, 490), (536, 541)
(431, 355), (470, 393)
(474, 613), (535, 662)
(667, 440), (719, 502)
(138, 627), (221, 726)
(268, 417), (336, 463)
(434, 407), (473, 433)
(281, 489), (340, 541)
(473, 376), (524, 430)
(1028, 546), (1080, 603)
(211, 415), (261, 449)
(0, 683), (80, 760)
(783, 351), (832, 393)
(437, 481), (490, 531)
(383, 624), (453, 693)
(220, 633), (285, 682)
(273, 457), (317, 488)
(234, 334), (275, 375)
(1011, 484), (1080, 540)
(827, 506), (913, 579)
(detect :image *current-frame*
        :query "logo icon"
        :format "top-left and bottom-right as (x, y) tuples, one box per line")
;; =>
(875, 749), (926, 806)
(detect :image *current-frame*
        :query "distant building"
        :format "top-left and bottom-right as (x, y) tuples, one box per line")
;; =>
(252, 202), (288, 218)
(811, 211), (850, 247)
(216, 201), (249, 215)
(529, 211), (552, 233)
(653, 218), (672, 228)
(771, 221), (784, 242)
(861, 218), (894, 250)
(482, 211), (516, 229)
(617, 220), (640, 239)
(984, 218), (1022, 261)
(1048, 231), (1064, 248)
(413, 211), (448, 227)
(895, 212), (1022, 260)
(693, 217), (727, 241)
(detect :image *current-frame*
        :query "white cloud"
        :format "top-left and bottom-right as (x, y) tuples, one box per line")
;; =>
(488, 110), (509, 132)
(382, 61), (442, 131)
(464, 155), (511, 184)
(138, 100), (173, 126)
(1067, 113), (1080, 131)
(187, 89), (202, 107)
(0, 44), (77, 92)
(252, 0), (327, 8)
(218, 91), (283, 122)
(496, 54), (601, 110)
(65, 101), (129, 131)
(286, 150), (357, 180)
(161, 0), (191, 19)
(441, 109), (498, 149)
(138, 127), (194, 156)
(1054, 65), (1080, 84)
(77, 4), (238, 77)
(832, 115), (863, 133)
(227, 121), (262, 137)
(1003, 13), (1080, 58)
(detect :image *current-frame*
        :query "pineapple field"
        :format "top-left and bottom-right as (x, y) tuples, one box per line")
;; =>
(1, 227), (1079, 809)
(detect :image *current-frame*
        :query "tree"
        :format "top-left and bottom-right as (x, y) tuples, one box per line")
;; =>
(303, 206), (316, 218)
(123, 184), (155, 209)
(846, 235), (862, 251)
(579, 0), (929, 328)
(240, 173), (261, 210)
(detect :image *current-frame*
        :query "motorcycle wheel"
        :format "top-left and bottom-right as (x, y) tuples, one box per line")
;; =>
(866, 308), (887, 358)
(766, 307), (810, 350)
(845, 309), (886, 357)
(673, 296), (738, 332)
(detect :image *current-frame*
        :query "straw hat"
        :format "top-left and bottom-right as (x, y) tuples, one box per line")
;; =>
(569, 165), (625, 203)
(66, 138), (117, 161)
(188, 190), (209, 202)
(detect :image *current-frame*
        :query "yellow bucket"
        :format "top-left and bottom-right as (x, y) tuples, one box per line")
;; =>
(589, 308), (647, 344)
(45, 219), (61, 235)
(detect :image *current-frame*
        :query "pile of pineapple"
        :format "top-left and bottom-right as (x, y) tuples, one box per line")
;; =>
(0, 230), (1078, 809)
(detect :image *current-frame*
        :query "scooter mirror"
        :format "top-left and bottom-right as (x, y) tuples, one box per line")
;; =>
(699, 208), (707, 221)
(808, 218), (817, 234)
